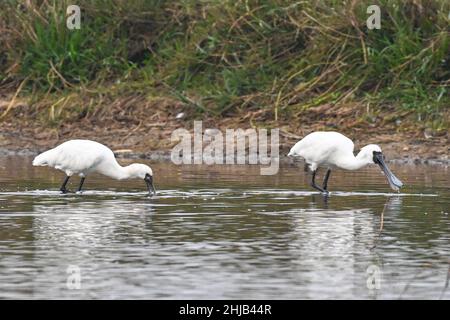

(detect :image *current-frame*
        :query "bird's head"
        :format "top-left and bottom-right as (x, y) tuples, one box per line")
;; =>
(359, 144), (403, 192)
(358, 144), (382, 163)
(127, 163), (156, 196)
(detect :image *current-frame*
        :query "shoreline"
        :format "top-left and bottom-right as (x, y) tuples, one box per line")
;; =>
(1, 92), (447, 169)
(1, 147), (448, 166)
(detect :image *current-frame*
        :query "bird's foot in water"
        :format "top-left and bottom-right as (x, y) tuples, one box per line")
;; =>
(311, 184), (328, 194)
(60, 188), (72, 194)
(314, 188), (330, 196)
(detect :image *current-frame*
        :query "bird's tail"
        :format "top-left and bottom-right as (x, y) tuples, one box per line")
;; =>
(32, 149), (54, 166)
(287, 149), (300, 157)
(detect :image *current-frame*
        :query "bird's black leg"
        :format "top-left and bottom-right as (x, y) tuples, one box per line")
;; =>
(322, 169), (331, 191)
(303, 163), (309, 172)
(77, 177), (85, 192)
(311, 169), (326, 193)
(60, 176), (70, 193)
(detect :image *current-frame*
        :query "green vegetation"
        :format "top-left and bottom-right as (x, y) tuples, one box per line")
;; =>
(0, 0), (448, 129)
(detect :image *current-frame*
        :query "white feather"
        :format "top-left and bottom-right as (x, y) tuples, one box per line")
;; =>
(33, 140), (152, 180)
(288, 131), (403, 191)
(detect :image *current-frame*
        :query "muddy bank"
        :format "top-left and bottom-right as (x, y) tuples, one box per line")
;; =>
(0, 96), (448, 165)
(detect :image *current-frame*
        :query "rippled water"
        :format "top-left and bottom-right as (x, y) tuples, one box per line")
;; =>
(0, 156), (448, 299)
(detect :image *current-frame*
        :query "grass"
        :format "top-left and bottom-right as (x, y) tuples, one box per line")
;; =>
(0, 0), (448, 129)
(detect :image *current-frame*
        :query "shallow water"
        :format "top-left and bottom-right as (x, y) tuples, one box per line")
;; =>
(0, 156), (448, 299)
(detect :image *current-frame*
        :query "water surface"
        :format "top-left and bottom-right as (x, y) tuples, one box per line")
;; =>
(0, 156), (448, 299)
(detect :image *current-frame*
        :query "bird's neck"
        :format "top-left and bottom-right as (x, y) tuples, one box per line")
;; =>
(99, 160), (134, 180)
(336, 152), (371, 170)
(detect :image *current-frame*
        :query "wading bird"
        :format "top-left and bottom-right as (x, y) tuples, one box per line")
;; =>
(288, 132), (403, 193)
(32, 140), (156, 195)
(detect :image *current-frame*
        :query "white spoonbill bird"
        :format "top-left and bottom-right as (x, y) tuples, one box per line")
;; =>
(32, 140), (156, 195)
(288, 131), (403, 193)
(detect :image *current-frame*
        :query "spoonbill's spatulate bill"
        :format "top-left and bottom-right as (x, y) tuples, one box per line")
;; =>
(32, 140), (156, 195)
(288, 131), (403, 193)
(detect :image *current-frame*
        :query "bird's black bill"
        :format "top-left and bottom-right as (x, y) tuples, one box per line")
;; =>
(144, 174), (156, 196)
(373, 152), (403, 191)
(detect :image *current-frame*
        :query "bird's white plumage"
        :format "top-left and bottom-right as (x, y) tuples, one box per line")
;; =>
(288, 131), (403, 192)
(33, 139), (152, 180)
(288, 132), (357, 171)
(33, 140), (113, 176)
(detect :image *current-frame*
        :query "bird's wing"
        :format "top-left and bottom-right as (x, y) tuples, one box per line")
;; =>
(288, 131), (355, 162)
(51, 141), (106, 173)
